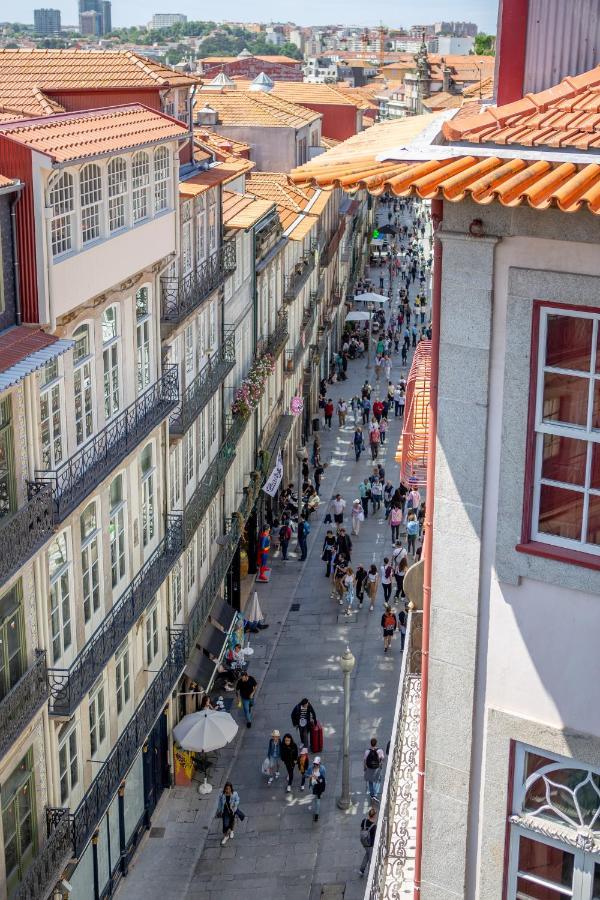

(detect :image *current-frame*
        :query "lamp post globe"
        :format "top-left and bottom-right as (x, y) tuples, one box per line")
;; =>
(339, 646), (356, 675)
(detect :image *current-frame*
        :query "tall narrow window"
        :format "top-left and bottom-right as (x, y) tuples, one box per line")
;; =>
(80, 502), (100, 625)
(209, 301), (216, 348)
(72, 325), (94, 446)
(196, 202), (205, 264)
(141, 444), (155, 547)
(182, 220), (193, 276)
(0, 582), (25, 702)
(169, 447), (181, 510)
(109, 475), (126, 587)
(79, 163), (102, 244)
(48, 532), (71, 666)
(154, 146), (170, 212)
(171, 562), (182, 621)
(199, 409), (206, 466)
(209, 500), (217, 542)
(145, 602), (159, 665)
(0, 397), (16, 518)
(2, 751), (37, 896)
(185, 543), (195, 593)
(210, 396), (217, 445)
(102, 306), (120, 420)
(88, 678), (107, 758)
(183, 429), (194, 487)
(58, 721), (79, 805)
(132, 151), (150, 223)
(49, 171), (74, 257)
(208, 199), (216, 252)
(115, 639), (131, 716)
(199, 521), (207, 567)
(39, 359), (64, 471)
(136, 288), (151, 393)
(184, 323), (194, 376)
(107, 157), (127, 232)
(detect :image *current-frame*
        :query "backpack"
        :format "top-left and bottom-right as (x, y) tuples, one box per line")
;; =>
(391, 508), (402, 526)
(279, 525), (291, 542)
(360, 820), (375, 848)
(383, 612), (396, 629)
(384, 565), (392, 580)
(366, 747), (381, 770)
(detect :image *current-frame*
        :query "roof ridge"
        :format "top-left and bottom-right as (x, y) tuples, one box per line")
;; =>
(124, 49), (167, 86)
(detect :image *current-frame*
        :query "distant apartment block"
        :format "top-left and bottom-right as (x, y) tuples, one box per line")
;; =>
(434, 20), (478, 37)
(150, 12), (187, 28)
(78, 0), (111, 36)
(33, 7), (61, 33)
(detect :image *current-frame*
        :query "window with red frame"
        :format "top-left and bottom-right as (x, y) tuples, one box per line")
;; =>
(530, 307), (600, 555)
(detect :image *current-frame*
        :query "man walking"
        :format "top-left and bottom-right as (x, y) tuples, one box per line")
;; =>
(359, 808), (378, 876)
(236, 671), (257, 729)
(278, 521), (292, 560)
(359, 478), (370, 519)
(297, 516), (310, 561)
(363, 737), (385, 800)
(330, 494), (346, 525)
(291, 697), (317, 748)
(336, 527), (352, 563)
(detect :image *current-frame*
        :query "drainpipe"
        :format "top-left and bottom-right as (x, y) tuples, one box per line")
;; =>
(413, 196), (443, 898)
(9, 184), (24, 325)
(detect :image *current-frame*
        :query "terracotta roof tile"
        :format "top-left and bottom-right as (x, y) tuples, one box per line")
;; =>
(222, 190), (275, 229)
(195, 91), (320, 128)
(0, 326), (74, 391)
(179, 158), (255, 196)
(0, 174), (18, 188)
(0, 104), (188, 163)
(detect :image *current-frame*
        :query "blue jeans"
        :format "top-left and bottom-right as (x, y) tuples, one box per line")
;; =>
(311, 794), (321, 815)
(298, 538), (307, 560)
(241, 698), (253, 723)
(367, 778), (380, 799)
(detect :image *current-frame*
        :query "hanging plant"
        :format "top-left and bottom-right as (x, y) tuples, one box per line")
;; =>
(231, 353), (276, 417)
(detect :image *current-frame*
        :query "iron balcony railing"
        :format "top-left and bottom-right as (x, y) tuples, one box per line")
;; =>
(13, 808), (73, 900)
(320, 219), (346, 268)
(301, 301), (318, 342)
(48, 515), (183, 718)
(160, 243), (236, 326)
(183, 415), (246, 547)
(32, 367), (179, 524)
(0, 483), (53, 588)
(170, 331), (236, 436)
(257, 309), (289, 360)
(283, 253), (315, 303)
(365, 610), (422, 900)
(0, 650), (49, 760)
(284, 344), (304, 376)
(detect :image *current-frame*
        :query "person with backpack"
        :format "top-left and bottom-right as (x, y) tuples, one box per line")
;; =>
(359, 808), (378, 876)
(381, 605), (397, 653)
(297, 516), (310, 561)
(309, 757), (326, 821)
(291, 698), (317, 749)
(278, 522), (292, 560)
(336, 527), (352, 562)
(390, 504), (403, 541)
(370, 478), (383, 514)
(380, 557), (393, 604)
(366, 564), (379, 612)
(363, 738), (384, 799)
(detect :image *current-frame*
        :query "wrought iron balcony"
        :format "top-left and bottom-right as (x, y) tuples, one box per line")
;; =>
(284, 344), (304, 376)
(262, 309), (288, 359)
(183, 415), (246, 547)
(0, 650), (49, 760)
(48, 515), (183, 718)
(160, 242), (236, 326)
(170, 331), (236, 436)
(320, 219), (346, 268)
(301, 301), (318, 342)
(0, 483), (53, 588)
(33, 367), (179, 524)
(13, 808), (73, 900)
(283, 253), (315, 303)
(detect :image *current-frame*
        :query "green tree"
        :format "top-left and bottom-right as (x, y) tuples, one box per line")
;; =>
(279, 42), (303, 60)
(473, 33), (495, 55)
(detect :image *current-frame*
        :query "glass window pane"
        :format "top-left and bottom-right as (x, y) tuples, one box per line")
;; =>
(538, 484), (584, 541)
(543, 372), (589, 427)
(516, 877), (570, 899)
(592, 381), (600, 430)
(517, 836), (574, 890)
(541, 434), (587, 486)
(586, 495), (600, 546)
(546, 313), (592, 372)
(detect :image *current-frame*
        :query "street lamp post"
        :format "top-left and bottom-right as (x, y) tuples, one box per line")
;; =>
(295, 445), (305, 519)
(337, 645), (356, 810)
(366, 304), (372, 369)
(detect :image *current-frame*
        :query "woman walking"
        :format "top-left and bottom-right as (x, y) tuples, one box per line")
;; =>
(266, 730), (282, 785)
(394, 554), (408, 602)
(322, 530), (336, 577)
(406, 513), (419, 556)
(355, 565), (368, 609)
(298, 746), (310, 790)
(381, 605), (397, 653)
(343, 567), (355, 616)
(353, 426), (364, 462)
(309, 757), (327, 822)
(281, 733), (299, 793)
(366, 564), (379, 612)
(390, 505), (403, 542)
(351, 499), (363, 536)
(379, 417), (387, 445)
(217, 782), (241, 846)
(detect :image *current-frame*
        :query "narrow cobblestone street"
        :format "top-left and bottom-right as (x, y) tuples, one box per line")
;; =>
(119, 201), (430, 900)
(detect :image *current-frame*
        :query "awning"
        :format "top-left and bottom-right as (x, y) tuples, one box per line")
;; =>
(395, 341), (431, 486)
(264, 413), (295, 460)
(0, 327), (74, 392)
(185, 601), (241, 690)
(198, 622), (226, 659)
(185, 646), (216, 689)
(210, 598), (236, 631)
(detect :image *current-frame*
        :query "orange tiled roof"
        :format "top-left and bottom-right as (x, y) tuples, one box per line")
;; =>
(422, 92), (464, 112)
(291, 106), (600, 215)
(0, 49), (199, 118)
(245, 171), (323, 239)
(0, 174), (18, 188)
(194, 128), (251, 161)
(194, 91), (320, 128)
(180, 158), (255, 196)
(222, 190), (275, 229)
(199, 54), (300, 66)
(0, 104), (189, 163)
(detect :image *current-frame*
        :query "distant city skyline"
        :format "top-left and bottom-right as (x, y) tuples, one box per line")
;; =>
(4, 0), (499, 33)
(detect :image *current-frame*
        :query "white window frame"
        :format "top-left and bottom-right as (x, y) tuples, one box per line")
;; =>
(183, 428), (195, 488)
(72, 324), (94, 447)
(185, 543), (195, 593)
(88, 678), (107, 759)
(209, 396), (217, 446)
(58, 721), (79, 805)
(153, 146), (170, 213)
(136, 288), (152, 394)
(79, 163), (103, 245)
(48, 532), (72, 666)
(132, 151), (150, 224)
(109, 474), (127, 589)
(196, 206), (206, 264)
(169, 446), (181, 510)
(199, 520), (207, 568)
(107, 156), (128, 233)
(141, 444), (156, 548)
(184, 322), (194, 376)
(182, 219), (193, 277)
(39, 360), (65, 471)
(145, 602), (159, 666)
(532, 307), (600, 556)
(102, 306), (120, 421)
(49, 171), (75, 257)
(199, 408), (207, 466)
(115, 639), (131, 718)
(171, 562), (182, 622)
(80, 501), (101, 629)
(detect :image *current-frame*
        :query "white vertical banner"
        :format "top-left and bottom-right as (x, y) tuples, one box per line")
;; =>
(262, 448), (284, 497)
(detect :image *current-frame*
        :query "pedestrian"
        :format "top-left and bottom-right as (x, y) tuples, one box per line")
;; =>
(309, 757), (327, 822)
(324, 398), (334, 429)
(266, 729), (282, 785)
(364, 737), (385, 799)
(353, 426), (364, 461)
(355, 564), (368, 608)
(359, 477), (370, 518)
(406, 513), (419, 556)
(314, 462), (324, 495)
(336, 526), (352, 562)
(311, 435), (320, 467)
(390, 505), (403, 541)
(321, 530), (336, 577)
(331, 553), (348, 603)
(379, 417), (387, 445)
(371, 478), (383, 514)
(380, 557), (393, 604)
(372, 398), (383, 422)
(381, 604), (397, 652)
(236, 671), (257, 728)
(217, 782), (242, 846)
(359, 808), (378, 876)
(369, 424), (380, 460)
(297, 515), (310, 561)
(366, 564), (379, 612)
(298, 746), (310, 790)
(337, 398), (347, 427)
(398, 604), (407, 650)
(291, 698), (317, 748)
(281, 733), (299, 793)
(278, 521), (291, 560)
(406, 484), (421, 519)
(330, 494), (346, 525)
(351, 499), (363, 535)
(343, 566), (356, 616)
(383, 480), (394, 518)
(361, 395), (371, 425)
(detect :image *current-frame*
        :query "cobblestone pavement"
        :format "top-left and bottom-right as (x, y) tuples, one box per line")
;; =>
(118, 199), (431, 900)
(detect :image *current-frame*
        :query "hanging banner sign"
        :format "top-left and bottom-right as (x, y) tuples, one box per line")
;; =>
(262, 448), (284, 496)
(290, 396), (304, 416)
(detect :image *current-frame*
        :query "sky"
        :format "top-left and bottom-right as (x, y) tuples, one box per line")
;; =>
(4, 0), (500, 34)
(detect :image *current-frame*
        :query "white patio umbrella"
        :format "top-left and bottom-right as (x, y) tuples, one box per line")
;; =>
(357, 292), (388, 304)
(174, 710), (238, 795)
(247, 590), (264, 624)
(345, 310), (371, 322)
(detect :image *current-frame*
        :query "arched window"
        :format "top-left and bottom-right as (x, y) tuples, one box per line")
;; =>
(79, 163), (102, 244)
(49, 171), (74, 257)
(132, 151), (150, 223)
(107, 157), (127, 233)
(154, 146), (170, 213)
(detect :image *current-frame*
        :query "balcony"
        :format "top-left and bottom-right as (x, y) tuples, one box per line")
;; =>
(320, 219), (346, 268)
(183, 415), (246, 547)
(365, 610), (422, 899)
(301, 300), (318, 342)
(48, 515), (183, 717)
(283, 253), (315, 303)
(13, 807), (73, 900)
(170, 331), (236, 436)
(284, 344), (304, 376)
(0, 650), (49, 759)
(0, 484), (53, 588)
(160, 243), (236, 327)
(257, 309), (288, 360)
(33, 367), (179, 524)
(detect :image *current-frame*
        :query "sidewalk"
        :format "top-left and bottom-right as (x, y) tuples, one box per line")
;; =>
(119, 199), (431, 900)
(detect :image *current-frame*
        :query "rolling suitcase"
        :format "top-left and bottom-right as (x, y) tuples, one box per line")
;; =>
(310, 721), (324, 753)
